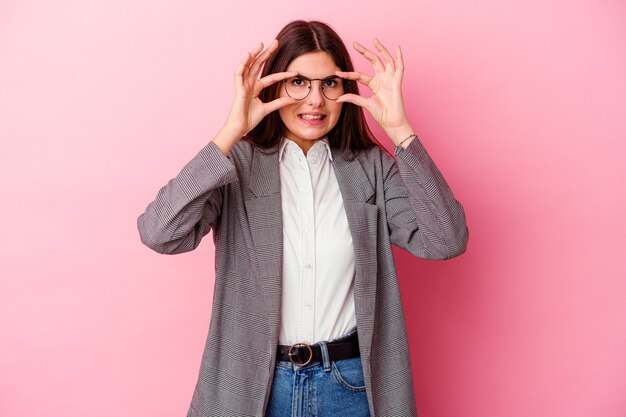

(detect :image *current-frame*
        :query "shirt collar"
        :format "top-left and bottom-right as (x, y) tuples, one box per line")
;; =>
(278, 137), (333, 162)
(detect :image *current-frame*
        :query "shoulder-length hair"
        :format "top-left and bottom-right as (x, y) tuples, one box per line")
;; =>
(246, 20), (380, 156)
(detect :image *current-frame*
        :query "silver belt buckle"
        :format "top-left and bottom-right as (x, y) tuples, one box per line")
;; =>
(288, 342), (313, 366)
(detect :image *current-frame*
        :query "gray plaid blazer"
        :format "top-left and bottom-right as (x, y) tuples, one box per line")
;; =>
(137, 137), (468, 417)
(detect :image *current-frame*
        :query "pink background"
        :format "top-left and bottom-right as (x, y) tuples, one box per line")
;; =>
(1, 0), (625, 416)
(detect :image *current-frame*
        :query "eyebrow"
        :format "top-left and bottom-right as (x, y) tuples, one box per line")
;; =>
(293, 75), (341, 81)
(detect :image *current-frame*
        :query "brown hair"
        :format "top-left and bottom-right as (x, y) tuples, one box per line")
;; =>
(246, 20), (380, 157)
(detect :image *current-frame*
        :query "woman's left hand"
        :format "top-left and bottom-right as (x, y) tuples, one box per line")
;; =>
(336, 39), (414, 146)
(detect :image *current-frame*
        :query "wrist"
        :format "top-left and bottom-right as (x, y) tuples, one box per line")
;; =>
(213, 126), (243, 156)
(385, 124), (415, 146)
(221, 122), (246, 140)
(394, 133), (417, 151)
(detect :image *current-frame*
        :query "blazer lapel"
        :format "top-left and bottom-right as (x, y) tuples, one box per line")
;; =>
(244, 145), (283, 344)
(330, 148), (379, 360)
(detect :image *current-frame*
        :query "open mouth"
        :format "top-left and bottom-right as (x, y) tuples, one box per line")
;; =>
(298, 113), (327, 121)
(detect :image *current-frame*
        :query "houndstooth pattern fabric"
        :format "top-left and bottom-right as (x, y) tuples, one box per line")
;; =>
(137, 137), (468, 417)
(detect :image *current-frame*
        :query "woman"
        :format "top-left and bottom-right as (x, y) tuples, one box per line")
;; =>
(138, 20), (468, 417)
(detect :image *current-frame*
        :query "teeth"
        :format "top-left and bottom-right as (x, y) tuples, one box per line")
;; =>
(301, 114), (324, 120)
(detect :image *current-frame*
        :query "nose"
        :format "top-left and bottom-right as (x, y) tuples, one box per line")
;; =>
(306, 80), (325, 107)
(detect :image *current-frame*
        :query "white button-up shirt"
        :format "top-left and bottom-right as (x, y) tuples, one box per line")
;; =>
(278, 137), (357, 346)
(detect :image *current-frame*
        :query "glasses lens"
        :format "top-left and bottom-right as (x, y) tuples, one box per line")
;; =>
(285, 77), (310, 100)
(321, 78), (344, 100)
(284, 77), (345, 100)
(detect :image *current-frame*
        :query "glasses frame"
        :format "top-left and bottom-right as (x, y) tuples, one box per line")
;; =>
(282, 75), (346, 101)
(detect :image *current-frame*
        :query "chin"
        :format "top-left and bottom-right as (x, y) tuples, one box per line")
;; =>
(284, 123), (335, 142)
(290, 132), (329, 144)
(300, 130), (330, 140)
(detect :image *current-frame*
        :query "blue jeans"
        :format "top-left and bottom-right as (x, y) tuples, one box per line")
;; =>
(265, 332), (371, 417)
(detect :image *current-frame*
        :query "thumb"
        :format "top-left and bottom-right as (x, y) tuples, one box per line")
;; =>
(264, 96), (298, 114)
(336, 93), (369, 109)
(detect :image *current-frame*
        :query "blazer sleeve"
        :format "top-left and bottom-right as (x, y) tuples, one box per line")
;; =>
(137, 141), (238, 254)
(383, 136), (469, 260)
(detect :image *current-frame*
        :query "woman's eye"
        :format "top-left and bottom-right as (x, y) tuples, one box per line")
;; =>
(291, 78), (307, 87)
(324, 79), (339, 88)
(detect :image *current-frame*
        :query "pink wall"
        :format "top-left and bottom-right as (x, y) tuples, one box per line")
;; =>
(1, 1), (625, 416)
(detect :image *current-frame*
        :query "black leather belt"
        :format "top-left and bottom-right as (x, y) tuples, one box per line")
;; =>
(277, 332), (360, 366)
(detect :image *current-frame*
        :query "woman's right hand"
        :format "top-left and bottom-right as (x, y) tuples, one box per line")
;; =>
(223, 39), (298, 139)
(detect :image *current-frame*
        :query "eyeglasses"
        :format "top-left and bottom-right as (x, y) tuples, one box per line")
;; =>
(282, 76), (345, 101)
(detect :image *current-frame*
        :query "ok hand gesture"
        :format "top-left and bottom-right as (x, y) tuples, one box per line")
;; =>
(223, 40), (298, 139)
(336, 39), (415, 146)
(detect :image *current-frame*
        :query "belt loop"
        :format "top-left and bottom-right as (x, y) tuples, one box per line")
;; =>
(319, 341), (331, 372)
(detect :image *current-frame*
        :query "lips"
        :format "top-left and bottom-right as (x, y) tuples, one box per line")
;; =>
(296, 112), (327, 127)
(298, 113), (326, 121)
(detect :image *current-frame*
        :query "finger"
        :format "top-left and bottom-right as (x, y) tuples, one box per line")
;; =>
(335, 70), (372, 87)
(254, 71), (299, 96)
(373, 38), (395, 72)
(264, 96), (299, 114)
(235, 52), (252, 89)
(395, 45), (404, 74)
(243, 43), (263, 65)
(336, 93), (370, 109)
(250, 42), (264, 58)
(353, 41), (385, 74)
(259, 70), (299, 86)
(250, 39), (279, 78)
(242, 43), (263, 79)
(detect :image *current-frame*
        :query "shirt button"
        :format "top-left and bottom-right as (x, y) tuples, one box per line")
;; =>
(304, 264), (312, 270)
(304, 304), (311, 311)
